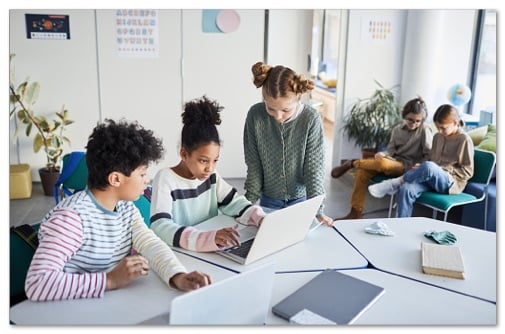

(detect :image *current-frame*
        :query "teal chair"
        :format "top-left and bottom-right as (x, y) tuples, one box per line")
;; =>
(10, 224), (40, 306)
(133, 186), (152, 227)
(414, 149), (496, 222)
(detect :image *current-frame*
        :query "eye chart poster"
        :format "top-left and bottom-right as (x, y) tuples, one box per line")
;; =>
(115, 9), (159, 58)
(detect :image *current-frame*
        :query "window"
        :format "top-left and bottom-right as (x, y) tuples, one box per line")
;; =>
(469, 10), (496, 124)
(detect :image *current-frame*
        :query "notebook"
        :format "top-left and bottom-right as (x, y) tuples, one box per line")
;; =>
(272, 270), (385, 324)
(421, 242), (465, 279)
(169, 261), (275, 325)
(217, 194), (325, 265)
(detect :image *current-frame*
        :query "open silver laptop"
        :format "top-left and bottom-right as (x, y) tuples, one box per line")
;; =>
(217, 195), (325, 265)
(169, 261), (275, 325)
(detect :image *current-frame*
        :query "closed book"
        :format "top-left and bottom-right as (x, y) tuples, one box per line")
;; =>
(272, 270), (385, 325)
(421, 242), (465, 279)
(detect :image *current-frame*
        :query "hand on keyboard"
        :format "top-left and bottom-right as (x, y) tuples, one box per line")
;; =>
(215, 227), (241, 248)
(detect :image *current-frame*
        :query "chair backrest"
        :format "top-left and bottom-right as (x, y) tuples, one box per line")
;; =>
(54, 151), (88, 203)
(10, 224), (40, 306)
(468, 149), (496, 185)
(133, 186), (152, 227)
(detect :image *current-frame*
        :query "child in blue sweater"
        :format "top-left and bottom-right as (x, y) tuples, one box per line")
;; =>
(150, 96), (266, 252)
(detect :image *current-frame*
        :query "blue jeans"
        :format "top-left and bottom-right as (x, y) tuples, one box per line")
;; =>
(397, 161), (452, 217)
(259, 194), (306, 212)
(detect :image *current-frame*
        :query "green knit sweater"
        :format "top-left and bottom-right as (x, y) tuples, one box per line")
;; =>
(243, 102), (326, 216)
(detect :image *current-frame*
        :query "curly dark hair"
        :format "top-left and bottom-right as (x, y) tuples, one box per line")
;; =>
(181, 95), (222, 153)
(85, 119), (164, 190)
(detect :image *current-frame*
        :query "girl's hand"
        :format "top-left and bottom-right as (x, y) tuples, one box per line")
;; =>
(375, 152), (386, 159)
(215, 227), (240, 248)
(317, 214), (334, 227)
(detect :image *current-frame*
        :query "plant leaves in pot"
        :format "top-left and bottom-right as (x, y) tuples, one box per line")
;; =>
(9, 53), (74, 196)
(343, 80), (402, 156)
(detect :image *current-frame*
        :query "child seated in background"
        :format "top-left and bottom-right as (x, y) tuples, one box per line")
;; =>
(150, 96), (266, 252)
(332, 97), (433, 220)
(369, 104), (474, 217)
(25, 119), (211, 301)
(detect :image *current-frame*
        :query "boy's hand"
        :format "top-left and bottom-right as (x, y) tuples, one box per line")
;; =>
(170, 271), (212, 291)
(105, 254), (149, 291)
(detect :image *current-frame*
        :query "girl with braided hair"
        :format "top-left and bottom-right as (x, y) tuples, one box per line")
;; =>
(244, 62), (333, 226)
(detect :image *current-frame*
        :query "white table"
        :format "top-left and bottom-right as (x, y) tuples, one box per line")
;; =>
(333, 217), (496, 303)
(173, 215), (368, 273)
(267, 269), (496, 325)
(9, 253), (235, 325)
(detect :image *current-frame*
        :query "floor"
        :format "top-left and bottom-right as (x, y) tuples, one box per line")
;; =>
(10, 119), (460, 227)
(10, 171), (460, 228)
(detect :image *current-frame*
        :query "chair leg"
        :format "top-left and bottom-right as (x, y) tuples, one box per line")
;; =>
(483, 196), (489, 231)
(432, 210), (437, 219)
(443, 211), (448, 221)
(388, 194), (395, 218)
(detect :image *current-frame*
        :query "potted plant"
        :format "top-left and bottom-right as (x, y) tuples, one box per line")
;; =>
(9, 54), (74, 196)
(343, 80), (402, 157)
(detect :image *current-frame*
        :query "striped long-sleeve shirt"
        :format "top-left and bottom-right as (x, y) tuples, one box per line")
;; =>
(25, 189), (187, 301)
(150, 169), (265, 252)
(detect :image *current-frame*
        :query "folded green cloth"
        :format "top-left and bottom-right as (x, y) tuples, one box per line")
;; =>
(424, 230), (457, 245)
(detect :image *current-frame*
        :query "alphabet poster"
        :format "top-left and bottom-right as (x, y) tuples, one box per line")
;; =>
(115, 9), (159, 58)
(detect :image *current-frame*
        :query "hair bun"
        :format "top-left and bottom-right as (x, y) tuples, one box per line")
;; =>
(182, 96), (222, 126)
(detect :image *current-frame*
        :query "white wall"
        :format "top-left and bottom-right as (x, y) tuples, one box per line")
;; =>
(9, 9), (479, 180)
(181, 10), (264, 177)
(401, 10), (477, 119)
(10, 9), (100, 181)
(267, 10), (313, 76)
(95, 10), (183, 179)
(334, 9), (407, 165)
(9, 9), (265, 180)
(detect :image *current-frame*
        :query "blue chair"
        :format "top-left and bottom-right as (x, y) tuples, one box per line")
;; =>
(54, 152), (88, 204)
(414, 149), (496, 225)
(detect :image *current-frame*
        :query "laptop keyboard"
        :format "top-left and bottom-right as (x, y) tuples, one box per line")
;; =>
(226, 239), (254, 257)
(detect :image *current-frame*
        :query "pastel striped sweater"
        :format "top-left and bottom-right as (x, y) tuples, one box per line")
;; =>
(25, 189), (187, 301)
(150, 169), (265, 252)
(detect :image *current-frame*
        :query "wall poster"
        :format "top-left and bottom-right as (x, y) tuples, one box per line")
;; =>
(25, 14), (70, 40)
(115, 9), (159, 58)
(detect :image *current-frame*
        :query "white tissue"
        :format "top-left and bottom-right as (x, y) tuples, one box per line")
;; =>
(365, 221), (395, 236)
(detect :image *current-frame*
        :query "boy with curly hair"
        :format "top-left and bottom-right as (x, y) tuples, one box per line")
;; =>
(25, 119), (211, 301)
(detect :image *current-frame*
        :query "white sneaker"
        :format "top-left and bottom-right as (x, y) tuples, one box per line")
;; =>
(368, 177), (402, 198)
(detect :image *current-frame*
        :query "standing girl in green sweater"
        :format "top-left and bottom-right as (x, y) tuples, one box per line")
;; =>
(243, 62), (333, 226)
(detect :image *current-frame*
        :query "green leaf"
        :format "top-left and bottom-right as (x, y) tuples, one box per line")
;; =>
(33, 134), (44, 153)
